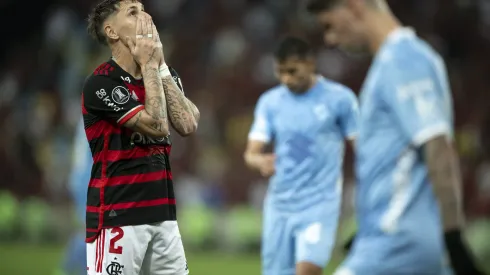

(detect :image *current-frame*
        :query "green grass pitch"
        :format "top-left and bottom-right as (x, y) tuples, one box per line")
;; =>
(0, 244), (340, 275)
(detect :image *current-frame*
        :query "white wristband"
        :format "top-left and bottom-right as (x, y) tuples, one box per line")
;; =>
(159, 64), (171, 78)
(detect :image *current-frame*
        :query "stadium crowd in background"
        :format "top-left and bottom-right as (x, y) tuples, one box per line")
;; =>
(0, 0), (489, 252)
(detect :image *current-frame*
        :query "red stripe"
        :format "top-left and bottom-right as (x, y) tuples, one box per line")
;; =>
(94, 63), (105, 76)
(85, 120), (119, 141)
(92, 146), (156, 163)
(95, 235), (100, 272)
(90, 171), (170, 187)
(81, 94), (88, 115)
(99, 230), (106, 272)
(96, 233), (101, 272)
(126, 83), (146, 103)
(93, 62), (113, 76)
(94, 62), (107, 75)
(97, 231), (104, 272)
(87, 228), (99, 233)
(86, 198), (176, 213)
(118, 105), (144, 126)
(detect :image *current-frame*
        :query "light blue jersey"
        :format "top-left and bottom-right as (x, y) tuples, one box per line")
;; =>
(337, 28), (453, 275)
(61, 119), (92, 275)
(249, 76), (358, 211)
(249, 76), (358, 274)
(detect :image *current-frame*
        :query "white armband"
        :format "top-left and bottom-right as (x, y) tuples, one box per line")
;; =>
(159, 64), (171, 78)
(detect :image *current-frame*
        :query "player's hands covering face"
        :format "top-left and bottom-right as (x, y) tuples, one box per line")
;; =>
(259, 154), (275, 177)
(150, 22), (165, 66)
(125, 14), (164, 68)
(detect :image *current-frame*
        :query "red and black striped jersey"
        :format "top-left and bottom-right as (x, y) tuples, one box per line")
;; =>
(81, 59), (181, 243)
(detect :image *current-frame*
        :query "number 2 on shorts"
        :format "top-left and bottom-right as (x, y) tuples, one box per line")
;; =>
(109, 227), (124, 254)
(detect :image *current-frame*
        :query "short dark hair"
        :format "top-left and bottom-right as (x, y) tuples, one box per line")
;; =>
(274, 36), (313, 62)
(87, 0), (140, 45)
(306, 0), (340, 14)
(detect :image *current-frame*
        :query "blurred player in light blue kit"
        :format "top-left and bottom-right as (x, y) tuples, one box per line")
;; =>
(307, 0), (484, 274)
(60, 119), (91, 275)
(244, 37), (358, 275)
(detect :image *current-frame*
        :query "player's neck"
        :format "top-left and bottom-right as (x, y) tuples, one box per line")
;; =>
(293, 75), (318, 94)
(307, 74), (318, 90)
(366, 12), (401, 54)
(111, 43), (142, 79)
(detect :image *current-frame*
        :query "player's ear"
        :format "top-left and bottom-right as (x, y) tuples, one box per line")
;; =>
(104, 23), (119, 41)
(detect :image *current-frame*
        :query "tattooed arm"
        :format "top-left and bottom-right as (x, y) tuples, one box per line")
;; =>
(124, 66), (170, 138)
(82, 66), (169, 139)
(424, 136), (463, 230)
(122, 15), (169, 138)
(146, 21), (199, 136)
(188, 99), (200, 121)
(424, 137), (486, 275)
(161, 76), (199, 136)
(168, 67), (200, 121)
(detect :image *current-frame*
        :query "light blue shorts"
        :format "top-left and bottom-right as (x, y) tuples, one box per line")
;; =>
(261, 200), (340, 275)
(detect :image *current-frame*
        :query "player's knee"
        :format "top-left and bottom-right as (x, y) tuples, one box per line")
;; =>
(296, 262), (323, 275)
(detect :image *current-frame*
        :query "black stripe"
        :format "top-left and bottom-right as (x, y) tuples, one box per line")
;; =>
(83, 112), (99, 129)
(86, 211), (99, 230)
(87, 187), (101, 207)
(108, 132), (171, 151)
(104, 180), (175, 205)
(89, 137), (104, 155)
(91, 155), (170, 179)
(108, 132), (133, 151)
(102, 204), (177, 227)
(108, 156), (169, 177)
(90, 164), (102, 179)
(86, 230), (98, 241)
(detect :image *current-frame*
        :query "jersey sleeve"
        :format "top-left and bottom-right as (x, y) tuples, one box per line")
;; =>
(82, 76), (144, 126)
(383, 64), (452, 147)
(337, 89), (359, 140)
(248, 94), (273, 143)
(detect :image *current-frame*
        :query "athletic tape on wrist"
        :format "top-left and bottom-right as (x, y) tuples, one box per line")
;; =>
(159, 64), (171, 78)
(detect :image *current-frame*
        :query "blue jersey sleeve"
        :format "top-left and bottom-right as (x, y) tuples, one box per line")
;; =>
(383, 63), (452, 147)
(248, 94), (273, 143)
(337, 89), (359, 140)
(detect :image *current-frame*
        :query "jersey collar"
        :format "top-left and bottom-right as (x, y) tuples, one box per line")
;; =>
(385, 27), (415, 44)
(108, 58), (143, 84)
(372, 26), (415, 64)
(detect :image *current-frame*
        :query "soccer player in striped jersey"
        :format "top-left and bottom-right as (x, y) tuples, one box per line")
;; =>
(244, 36), (359, 275)
(307, 0), (484, 274)
(83, 0), (199, 274)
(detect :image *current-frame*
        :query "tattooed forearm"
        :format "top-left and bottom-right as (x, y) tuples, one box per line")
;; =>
(161, 76), (199, 136)
(142, 66), (169, 134)
(424, 136), (462, 230)
(187, 98), (200, 121)
(127, 112), (142, 128)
